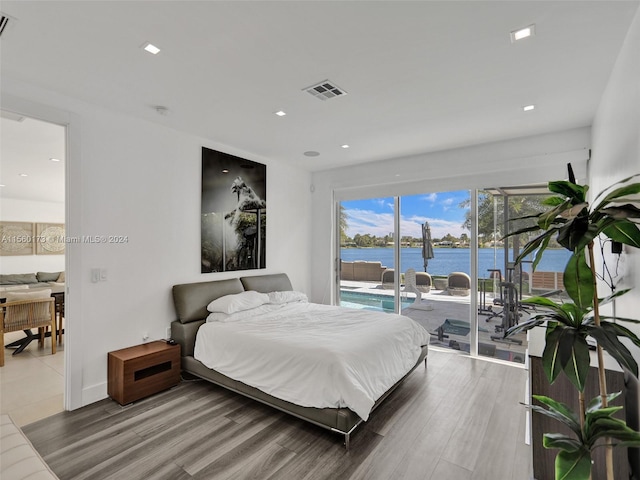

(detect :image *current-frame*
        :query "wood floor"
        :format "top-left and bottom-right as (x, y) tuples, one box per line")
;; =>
(23, 350), (534, 480)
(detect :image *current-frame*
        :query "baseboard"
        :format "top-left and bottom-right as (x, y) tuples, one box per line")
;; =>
(82, 381), (108, 406)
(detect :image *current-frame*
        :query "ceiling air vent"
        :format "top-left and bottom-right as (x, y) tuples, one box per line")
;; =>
(304, 80), (347, 101)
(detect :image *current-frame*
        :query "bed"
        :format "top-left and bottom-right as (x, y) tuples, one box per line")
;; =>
(170, 273), (429, 449)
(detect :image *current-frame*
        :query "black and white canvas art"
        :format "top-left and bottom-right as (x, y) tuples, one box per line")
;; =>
(201, 147), (266, 273)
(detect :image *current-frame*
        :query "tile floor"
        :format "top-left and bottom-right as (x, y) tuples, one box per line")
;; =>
(0, 330), (64, 427)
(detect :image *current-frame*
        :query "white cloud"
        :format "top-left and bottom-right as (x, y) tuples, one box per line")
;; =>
(346, 209), (468, 239)
(441, 198), (455, 211)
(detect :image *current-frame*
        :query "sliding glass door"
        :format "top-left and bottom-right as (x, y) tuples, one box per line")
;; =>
(338, 191), (473, 356)
(398, 191), (472, 355)
(475, 187), (572, 364)
(336, 182), (573, 365)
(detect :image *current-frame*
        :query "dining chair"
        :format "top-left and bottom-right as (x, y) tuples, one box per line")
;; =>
(0, 297), (56, 367)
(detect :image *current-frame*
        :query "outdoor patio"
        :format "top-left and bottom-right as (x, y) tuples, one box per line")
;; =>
(339, 279), (558, 364)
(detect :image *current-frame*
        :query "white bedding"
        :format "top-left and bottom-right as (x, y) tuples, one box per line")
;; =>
(194, 301), (430, 420)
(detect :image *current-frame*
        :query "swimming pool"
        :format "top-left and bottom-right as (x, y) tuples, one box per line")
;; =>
(340, 290), (413, 312)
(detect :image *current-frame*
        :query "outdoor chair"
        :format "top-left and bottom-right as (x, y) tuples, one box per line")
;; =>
(381, 269), (394, 289)
(415, 272), (432, 293)
(403, 269), (422, 303)
(447, 272), (471, 296)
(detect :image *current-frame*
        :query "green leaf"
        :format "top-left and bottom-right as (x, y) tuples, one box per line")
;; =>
(559, 303), (585, 327)
(543, 326), (568, 384)
(539, 200), (573, 230)
(531, 395), (581, 434)
(548, 180), (588, 204)
(564, 252), (594, 311)
(543, 433), (583, 452)
(505, 318), (547, 337)
(557, 216), (590, 251)
(600, 315), (640, 325)
(532, 235), (553, 272)
(521, 296), (565, 312)
(543, 196), (567, 207)
(600, 203), (640, 219)
(592, 178), (640, 212)
(513, 230), (555, 265)
(587, 326), (639, 376)
(586, 391), (622, 412)
(555, 448), (591, 480)
(558, 331), (590, 392)
(603, 220), (640, 248)
(503, 223), (544, 240)
(575, 223), (606, 252)
(601, 320), (640, 349)
(598, 288), (631, 307)
(584, 407), (625, 439)
(587, 417), (636, 444)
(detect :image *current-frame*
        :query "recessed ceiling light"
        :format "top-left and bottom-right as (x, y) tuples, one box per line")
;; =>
(274, 110), (287, 117)
(18, 173), (28, 177)
(50, 157), (61, 162)
(142, 42), (161, 55)
(222, 169), (229, 174)
(341, 144), (350, 149)
(523, 104), (536, 112)
(304, 151), (320, 157)
(0, 184), (5, 187)
(510, 24), (535, 43)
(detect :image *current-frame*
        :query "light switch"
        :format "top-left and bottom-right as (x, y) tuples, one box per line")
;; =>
(100, 269), (108, 281)
(91, 268), (100, 283)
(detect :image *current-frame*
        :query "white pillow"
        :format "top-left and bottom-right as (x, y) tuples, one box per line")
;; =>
(206, 311), (232, 322)
(267, 291), (308, 305)
(0, 285), (30, 292)
(5, 288), (52, 302)
(207, 290), (270, 314)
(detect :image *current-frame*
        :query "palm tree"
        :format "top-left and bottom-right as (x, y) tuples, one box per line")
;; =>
(231, 176), (247, 202)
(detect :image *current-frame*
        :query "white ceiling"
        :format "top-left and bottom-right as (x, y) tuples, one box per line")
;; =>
(0, 113), (66, 203)
(1, 1), (638, 204)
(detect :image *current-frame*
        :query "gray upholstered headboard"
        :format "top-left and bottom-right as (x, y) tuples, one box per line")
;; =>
(240, 273), (292, 293)
(171, 273), (293, 357)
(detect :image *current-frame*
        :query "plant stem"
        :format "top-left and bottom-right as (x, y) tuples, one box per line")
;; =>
(588, 242), (614, 479)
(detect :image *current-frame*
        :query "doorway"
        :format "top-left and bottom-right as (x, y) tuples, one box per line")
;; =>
(0, 110), (66, 426)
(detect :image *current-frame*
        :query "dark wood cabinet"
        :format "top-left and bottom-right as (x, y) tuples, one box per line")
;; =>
(108, 341), (180, 405)
(530, 356), (629, 479)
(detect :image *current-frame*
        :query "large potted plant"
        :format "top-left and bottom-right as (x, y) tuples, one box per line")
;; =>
(504, 165), (640, 479)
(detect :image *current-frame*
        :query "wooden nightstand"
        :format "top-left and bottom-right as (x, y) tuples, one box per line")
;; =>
(108, 340), (181, 405)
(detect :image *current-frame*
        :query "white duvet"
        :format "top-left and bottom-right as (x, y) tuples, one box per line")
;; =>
(194, 301), (430, 420)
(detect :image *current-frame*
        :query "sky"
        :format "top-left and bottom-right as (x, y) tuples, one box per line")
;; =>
(342, 190), (471, 240)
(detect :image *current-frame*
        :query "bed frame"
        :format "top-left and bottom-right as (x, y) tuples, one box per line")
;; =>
(170, 273), (428, 449)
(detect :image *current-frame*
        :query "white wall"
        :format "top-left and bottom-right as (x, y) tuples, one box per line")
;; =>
(0, 198), (65, 274)
(1, 78), (312, 408)
(310, 127), (591, 303)
(590, 8), (640, 356)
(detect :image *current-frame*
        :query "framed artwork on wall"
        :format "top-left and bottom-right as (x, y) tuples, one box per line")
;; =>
(201, 147), (266, 273)
(35, 223), (65, 255)
(0, 221), (35, 256)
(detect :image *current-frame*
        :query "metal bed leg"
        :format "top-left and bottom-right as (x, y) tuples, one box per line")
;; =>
(344, 432), (350, 451)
